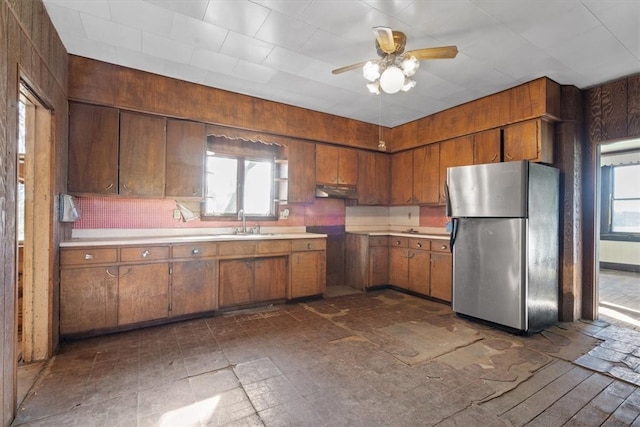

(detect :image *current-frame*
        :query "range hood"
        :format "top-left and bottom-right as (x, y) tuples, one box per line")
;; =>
(315, 184), (358, 199)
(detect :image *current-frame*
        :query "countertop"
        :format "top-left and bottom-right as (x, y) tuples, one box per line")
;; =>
(347, 230), (450, 240)
(59, 232), (327, 248)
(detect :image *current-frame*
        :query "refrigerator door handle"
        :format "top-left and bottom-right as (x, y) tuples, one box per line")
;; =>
(444, 182), (452, 217)
(449, 218), (457, 253)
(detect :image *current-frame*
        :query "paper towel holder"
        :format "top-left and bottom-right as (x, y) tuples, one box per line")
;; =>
(59, 194), (80, 222)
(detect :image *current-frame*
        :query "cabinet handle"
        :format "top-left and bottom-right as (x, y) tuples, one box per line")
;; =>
(307, 243), (312, 249)
(104, 183), (114, 191)
(84, 253), (94, 260)
(192, 248), (200, 255)
(505, 152), (513, 160)
(395, 240), (401, 246)
(416, 242), (422, 248)
(490, 154), (498, 162)
(121, 183), (132, 193)
(407, 251), (414, 259)
(406, 197), (411, 203)
(441, 245), (447, 250)
(192, 188), (200, 196)
(121, 268), (132, 277)
(141, 250), (150, 258)
(105, 269), (115, 278)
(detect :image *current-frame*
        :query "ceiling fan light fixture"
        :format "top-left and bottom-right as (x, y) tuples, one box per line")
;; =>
(401, 55), (419, 76)
(363, 61), (380, 82)
(401, 79), (416, 92)
(366, 81), (381, 94)
(379, 65), (405, 94)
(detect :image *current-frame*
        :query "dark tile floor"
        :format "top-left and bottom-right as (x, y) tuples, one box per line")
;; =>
(12, 289), (640, 426)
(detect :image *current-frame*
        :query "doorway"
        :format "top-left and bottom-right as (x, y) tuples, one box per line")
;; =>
(596, 138), (640, 330)
(17, 82), (55, 366)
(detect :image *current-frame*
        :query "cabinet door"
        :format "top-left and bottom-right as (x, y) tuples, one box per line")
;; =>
(316, 145), (339, 184)
(337, 147), (358, 185)
(413, 144), (440, 204)
(219, 259), (254, 307)
(68, 103), (119, 194)
(287, 140), (316, 203)
(503, 119), (553, 164)
(358, 151), (390, 205)
(171, 260), (216, 317)
(368, 245), (389, 287)
(388, 246), (409, 289)
(118, 263), (169, 325)
(119, 111), (166, 196)
(474, 128), (501, 164)
(430, 252), (452, 302)
(254, 256), (287, 301)
(60, 266), (118, 335)
(407, 250), (430, 295)
(439, 136), (474, 203)
(290, 251), (325, 298)
(390, 151), (413, 205)
(166, 119), (205, 198)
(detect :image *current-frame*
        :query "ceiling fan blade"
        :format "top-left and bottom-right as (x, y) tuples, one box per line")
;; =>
(373, 26), (396, 54)
(332, 60), (371, 75)
(405, 46), (458, 60)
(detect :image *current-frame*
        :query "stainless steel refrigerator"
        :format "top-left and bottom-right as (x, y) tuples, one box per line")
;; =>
(446, 160), (559, 334)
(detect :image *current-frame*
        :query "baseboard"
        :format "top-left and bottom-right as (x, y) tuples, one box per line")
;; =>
(600, 262), (640, 273)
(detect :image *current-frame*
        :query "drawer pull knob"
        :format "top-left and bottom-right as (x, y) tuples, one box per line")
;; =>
(192, 248), (200, 255)
(417, 242), (422, 248)
(396, 240), (401, 246)
(441, 245), (447, 250)
(84, 253), (94, 260)
(307, 243), (312, 249)
(142, 250), (150, 258)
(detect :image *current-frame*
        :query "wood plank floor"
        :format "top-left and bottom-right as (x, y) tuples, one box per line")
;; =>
(12, 289), (640, 426)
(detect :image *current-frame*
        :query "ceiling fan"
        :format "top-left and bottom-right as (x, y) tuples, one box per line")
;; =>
(332, 27), (458, 94)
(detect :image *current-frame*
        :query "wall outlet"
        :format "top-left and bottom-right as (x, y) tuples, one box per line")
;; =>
(279, 208), (290, 219)
(173, 209), (181, 220)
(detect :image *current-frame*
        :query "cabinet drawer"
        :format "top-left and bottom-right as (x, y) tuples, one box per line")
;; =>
(218, 241), (257, 256)
(409, 238), (430, 251)
(431, 240), (450, 253)
(257, 240), (291, 254)
(172, 243), (217, 258)
(388, 237), (409, 248)
(61, 248), (118, 266)
(291, 239), (326, 252)
(120, 246), (169, 262)
(369, 236), (388, 247)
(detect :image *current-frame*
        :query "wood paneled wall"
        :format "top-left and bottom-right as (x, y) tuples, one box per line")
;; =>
(389, 77), (562, 151)
(581, 74), (640, 321)
(0, 1), (68, 425)
(68, 56), (383, 151)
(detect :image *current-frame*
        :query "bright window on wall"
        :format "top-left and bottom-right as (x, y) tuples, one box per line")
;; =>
(601, 162), (640, 237)
(202, 137), (279, 220)
(17, 98), (26, 241)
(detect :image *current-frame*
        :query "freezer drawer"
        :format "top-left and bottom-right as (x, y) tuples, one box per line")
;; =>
(452, 218), (527, 330)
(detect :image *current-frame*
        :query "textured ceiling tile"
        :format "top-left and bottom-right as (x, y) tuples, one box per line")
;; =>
(169, 14), (228, 53)
(220, 31), (274, 64)
(255, 10), (317, 51)
(81, 13), (141, 51)
(142, 32), (194, 64)
(109, 0), (174, 37)
(203, 0), (270, 37)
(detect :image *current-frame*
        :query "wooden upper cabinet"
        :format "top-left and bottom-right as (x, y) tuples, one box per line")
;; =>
(390, 150), (413, 205)
(358, 151), (390, 205)
(316, 145), (358, 186)
(68, 102), (119, 194)
(473, 128), (501, 164)
(165, 119), (205, 198)
(119, 112), (167, 196)
(503, 119), (554, 164)
(287, 140), (316, 203)
(439, 136), (474, 204)
(413, 144), (440, 205)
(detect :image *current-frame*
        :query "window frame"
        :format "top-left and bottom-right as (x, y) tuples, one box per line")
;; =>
(600, 161), (640, 242)
(201, 138), (279, 221)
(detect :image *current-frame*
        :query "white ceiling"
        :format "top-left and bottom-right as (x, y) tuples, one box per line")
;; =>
(42, 0), (640, 128)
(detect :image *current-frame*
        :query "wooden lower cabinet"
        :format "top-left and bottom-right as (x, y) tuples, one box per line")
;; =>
(407, 248), (430, 295)
(290, 251), (326, 298)
(430, 252), (452, 302)
(118, 263), (169, 325)
(219, 256), (288, 308)
(60, 266), (118, 335)
(171, 260), (217, 316)
(345, 234), (388, 290)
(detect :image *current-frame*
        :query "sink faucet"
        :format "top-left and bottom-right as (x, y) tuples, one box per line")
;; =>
(238, 209), (247, 233)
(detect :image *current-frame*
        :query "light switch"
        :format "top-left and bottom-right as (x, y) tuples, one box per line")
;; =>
(173, 209), (181, 220)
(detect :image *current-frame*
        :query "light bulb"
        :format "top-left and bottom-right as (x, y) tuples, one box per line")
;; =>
(363, 61), (380, 82)
(366, 81), (380, 95)
(401, 79), (416, 92)
(379, 66), (404, 94)
(401, 56), (419, 76)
